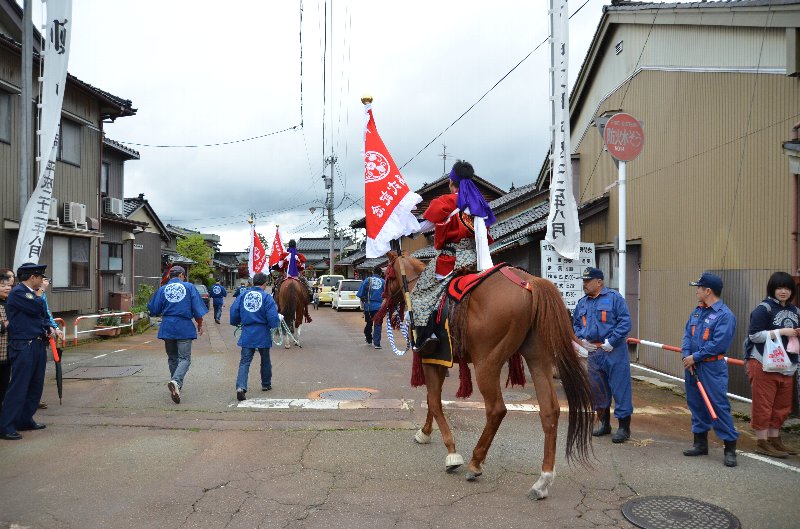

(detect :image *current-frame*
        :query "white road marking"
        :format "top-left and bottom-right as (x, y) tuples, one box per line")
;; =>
(112, 349), (126, 353)
(740, 452), (800, 473)
(93, 354), (107, 359)
(237, 398), (412, 410)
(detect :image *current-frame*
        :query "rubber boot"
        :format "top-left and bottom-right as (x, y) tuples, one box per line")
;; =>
(612, 415), (631, 444)
(768, 436), (798, 456)
(756, 439), (788, 459)
(723, 440), (737, 467)
(683, 432), (708, 456)
(592, 408), (611, 437)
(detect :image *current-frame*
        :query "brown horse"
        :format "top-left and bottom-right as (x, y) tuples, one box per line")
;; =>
(276, 277), (309, 348)
(385, 252), (593, 499)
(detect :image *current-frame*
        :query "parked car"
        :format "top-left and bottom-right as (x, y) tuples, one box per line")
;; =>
(332, 279), (363, 312)
(194, 284), (210, 309)
(314, 274), (344, 306)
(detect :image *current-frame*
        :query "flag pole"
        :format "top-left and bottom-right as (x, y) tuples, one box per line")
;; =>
(390, 238), (416, 347)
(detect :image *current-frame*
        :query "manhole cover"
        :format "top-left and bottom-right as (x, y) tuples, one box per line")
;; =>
(63, 366), (143, 379)
(319, 389), (372, 400)
(622, 496), (740, 529)
(502, 391), (531, 402)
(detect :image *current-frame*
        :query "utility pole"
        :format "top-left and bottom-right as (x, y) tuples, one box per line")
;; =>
(324, 154), (337, 275)
(20, 0), (33, 217)
(438, 144), (451, 176)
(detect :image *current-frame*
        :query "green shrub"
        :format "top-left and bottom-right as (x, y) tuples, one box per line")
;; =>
(132, 283), (155, 314)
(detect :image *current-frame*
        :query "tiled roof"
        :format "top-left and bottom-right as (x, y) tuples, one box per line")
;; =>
(336, 249), (366, 266)
(606, 0), (796, 13)
(489, 202), (549, 241)
(297, 237), (352, 252)
(488, 182), (538, 211)
(162, 249), (196, 265)
(357, 257), (388, 270)
(103, 137), (140, 160)
(123, 198), (141, 217)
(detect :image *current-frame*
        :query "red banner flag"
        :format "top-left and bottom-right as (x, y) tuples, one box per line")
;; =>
(248, 224), (267, 277)
(363, 103), (422, 257)
(268, 226), (283, 268)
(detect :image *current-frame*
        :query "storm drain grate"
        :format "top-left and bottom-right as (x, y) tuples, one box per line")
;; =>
(622, 496), (740, 529)
(63, 366), (143, 379)
(502, 391), (531, 402)
(319, 389), (372, 400)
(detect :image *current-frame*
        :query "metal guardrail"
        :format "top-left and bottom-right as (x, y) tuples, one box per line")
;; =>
(73, 312), (134, 346)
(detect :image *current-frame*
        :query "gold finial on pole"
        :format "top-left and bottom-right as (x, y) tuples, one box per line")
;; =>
(361, 93), (373, 105)
(247, 215), (254, 225)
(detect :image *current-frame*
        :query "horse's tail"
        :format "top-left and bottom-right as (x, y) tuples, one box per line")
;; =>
(530, 277), (594, 466)
(280, 284), (297, 331)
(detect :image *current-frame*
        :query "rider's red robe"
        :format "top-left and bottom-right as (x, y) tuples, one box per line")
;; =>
(423, 193), (492, 277)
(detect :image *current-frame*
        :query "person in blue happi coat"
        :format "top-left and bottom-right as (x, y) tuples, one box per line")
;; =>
(573, 267), (633, 444)
(210, 279), (228, 324)
(0, 263), (54, 440)
(147, 265), (208, 404)
(357, 266), (385, 349)
(230, 272), (281, 401)
(681, 272), (739, 467)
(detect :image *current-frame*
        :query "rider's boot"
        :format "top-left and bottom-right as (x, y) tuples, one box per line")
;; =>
(412, 326), (439, 355)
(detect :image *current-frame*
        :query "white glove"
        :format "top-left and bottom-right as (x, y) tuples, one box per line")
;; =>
(580, 339), (598, 352)
(601, 339), (613, 352)
(278, 314), (285, 322)
(572, 341), (589, 358)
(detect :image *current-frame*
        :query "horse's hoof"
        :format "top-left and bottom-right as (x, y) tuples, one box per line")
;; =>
(445, 453), (464, 472)
(527, 471), (555, 500)
(414, 429), (431, 444)
(465, 470), (482, 481)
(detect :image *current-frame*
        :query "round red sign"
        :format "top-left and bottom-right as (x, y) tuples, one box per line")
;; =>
(603, 113), (644, 162)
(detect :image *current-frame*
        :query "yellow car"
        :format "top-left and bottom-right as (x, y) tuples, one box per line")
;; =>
(314, 274), (344, 306)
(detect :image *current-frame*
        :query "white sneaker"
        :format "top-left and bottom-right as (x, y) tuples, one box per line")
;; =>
(168, 380), (181, 404)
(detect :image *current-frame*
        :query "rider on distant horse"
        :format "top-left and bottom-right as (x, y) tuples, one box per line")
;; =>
(271, 239), (313, 298)
(410, 160), (496, 355)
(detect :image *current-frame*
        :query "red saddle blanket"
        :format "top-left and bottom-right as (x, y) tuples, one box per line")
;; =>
(447, 262), (510, 302)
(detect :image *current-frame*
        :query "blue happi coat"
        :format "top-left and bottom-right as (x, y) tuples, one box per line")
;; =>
(210, 283), (227, 306)
(147, 278), (208, 339)
(230, 287), (281, 349)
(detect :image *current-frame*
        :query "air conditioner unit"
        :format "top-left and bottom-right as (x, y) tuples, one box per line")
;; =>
(104, 197), (124, 216)
(48, 198), (59, 225)
(63, 201), (87, 227)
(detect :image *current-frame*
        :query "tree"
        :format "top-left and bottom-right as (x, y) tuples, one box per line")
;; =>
(177, 234), (214, 286)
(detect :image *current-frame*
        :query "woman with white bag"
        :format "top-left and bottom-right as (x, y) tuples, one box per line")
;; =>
(746, 271), (800, 458)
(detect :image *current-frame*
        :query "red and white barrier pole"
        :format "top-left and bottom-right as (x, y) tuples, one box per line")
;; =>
(627, 338), (745, 366)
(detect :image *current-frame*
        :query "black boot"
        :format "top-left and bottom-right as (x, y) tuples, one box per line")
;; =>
(723, 440), (737, 467)
(683, 432), (708, 456)
(592, 408), (611, 437)
(412, 326), (439, 355)
(612, 415), (631, 444)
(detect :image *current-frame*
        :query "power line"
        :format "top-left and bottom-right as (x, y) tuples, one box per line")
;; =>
(116, 125), (301, 148)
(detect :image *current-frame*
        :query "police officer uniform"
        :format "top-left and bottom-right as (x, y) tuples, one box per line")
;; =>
(0, 263), (52, 440)
(681, 272), (738, 467)
(147, 266), (208, 403)
(573, 267), (633, 443)
(210, 281), (228, 324)
(229, 273), (280, 400)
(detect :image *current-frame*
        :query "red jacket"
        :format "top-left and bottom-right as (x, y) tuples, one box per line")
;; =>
(276, 251), (306, 276)
(423, 193), (492, 277)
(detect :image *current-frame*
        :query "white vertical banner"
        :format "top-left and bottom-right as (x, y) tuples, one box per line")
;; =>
(14, 0), (73, 270)
(544, 0), (580, 261)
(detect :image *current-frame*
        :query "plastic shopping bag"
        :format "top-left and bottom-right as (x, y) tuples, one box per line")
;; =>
(763, 334), (792, 372)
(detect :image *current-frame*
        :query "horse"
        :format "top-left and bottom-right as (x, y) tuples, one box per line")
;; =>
(384, 251), (594, 499)
(276, 277), (309, 349)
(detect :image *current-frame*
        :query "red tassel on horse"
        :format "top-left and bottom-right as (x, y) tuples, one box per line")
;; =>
(410, 349), (425, 387)
(505, 352), (526, 388)
(455, 359), (473, 398)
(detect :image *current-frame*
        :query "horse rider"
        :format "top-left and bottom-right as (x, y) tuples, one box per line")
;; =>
(272, 239), (313, 298)
(410, 160), (496, 355)
(681, 272), (739, 467)
(573, 267), (633, 443)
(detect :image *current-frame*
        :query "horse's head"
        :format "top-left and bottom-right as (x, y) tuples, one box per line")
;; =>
(384, 250), (426, 301)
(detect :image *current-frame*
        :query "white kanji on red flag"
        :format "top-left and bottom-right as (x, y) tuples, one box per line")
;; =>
(268, 227), (283, 268)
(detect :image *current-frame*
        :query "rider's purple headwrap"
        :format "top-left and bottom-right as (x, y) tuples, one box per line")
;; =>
(450, 167), (496, 227)
(288, 247), (299, 277)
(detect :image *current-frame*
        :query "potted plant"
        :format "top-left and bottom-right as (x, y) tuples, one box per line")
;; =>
(95, 314), (122, 337)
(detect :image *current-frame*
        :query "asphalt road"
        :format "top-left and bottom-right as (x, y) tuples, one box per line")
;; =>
(1, 295), (798, 529)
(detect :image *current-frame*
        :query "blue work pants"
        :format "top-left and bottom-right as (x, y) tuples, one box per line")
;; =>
(363, 310), (382, 347)
(587, 346), (633, 418)
(213, 303), (223, 322)
(684, 359), (738, 441)
(164, 339), (192, 388)
(236, 347), (272, 391)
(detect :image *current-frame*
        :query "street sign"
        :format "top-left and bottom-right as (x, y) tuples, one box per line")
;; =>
(603, 113), (644, 162)
(540, 241), (596, 311)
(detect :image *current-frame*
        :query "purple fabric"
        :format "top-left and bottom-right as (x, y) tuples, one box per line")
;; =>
(455, 178), (496, 227)
(288, 248), (299, 277)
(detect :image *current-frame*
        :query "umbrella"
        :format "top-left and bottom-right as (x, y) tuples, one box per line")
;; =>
(49, 337), (63, 405)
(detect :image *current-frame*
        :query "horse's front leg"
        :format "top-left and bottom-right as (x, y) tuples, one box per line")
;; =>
(422, 364), (463, 471)
(414, 394), (434, 444)
(466, 361), (505, 481)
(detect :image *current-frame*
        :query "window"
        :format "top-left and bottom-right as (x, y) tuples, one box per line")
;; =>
(57, 119), (81, 166)
(52, 235), (90, 288)
(101, 242), (123, 271)
(597, 249), (619, 290)
(0, 90), (10, 143)
(101, 162), (109, 195)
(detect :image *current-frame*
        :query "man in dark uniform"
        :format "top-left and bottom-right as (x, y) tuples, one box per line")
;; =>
(0, 263), (54, 440)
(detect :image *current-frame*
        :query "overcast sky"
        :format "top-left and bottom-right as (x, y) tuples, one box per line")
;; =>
(37, 0), (614, 251)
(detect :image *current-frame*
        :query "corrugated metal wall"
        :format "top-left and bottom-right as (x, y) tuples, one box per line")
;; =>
(133, 231), (164, 291)
(573, 68), (800, 397)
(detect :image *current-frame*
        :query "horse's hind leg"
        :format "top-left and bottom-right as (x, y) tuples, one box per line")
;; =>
(466, 361), (506, 481)
(422, 364), (463, 471)
(526, 354), (560, 500)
